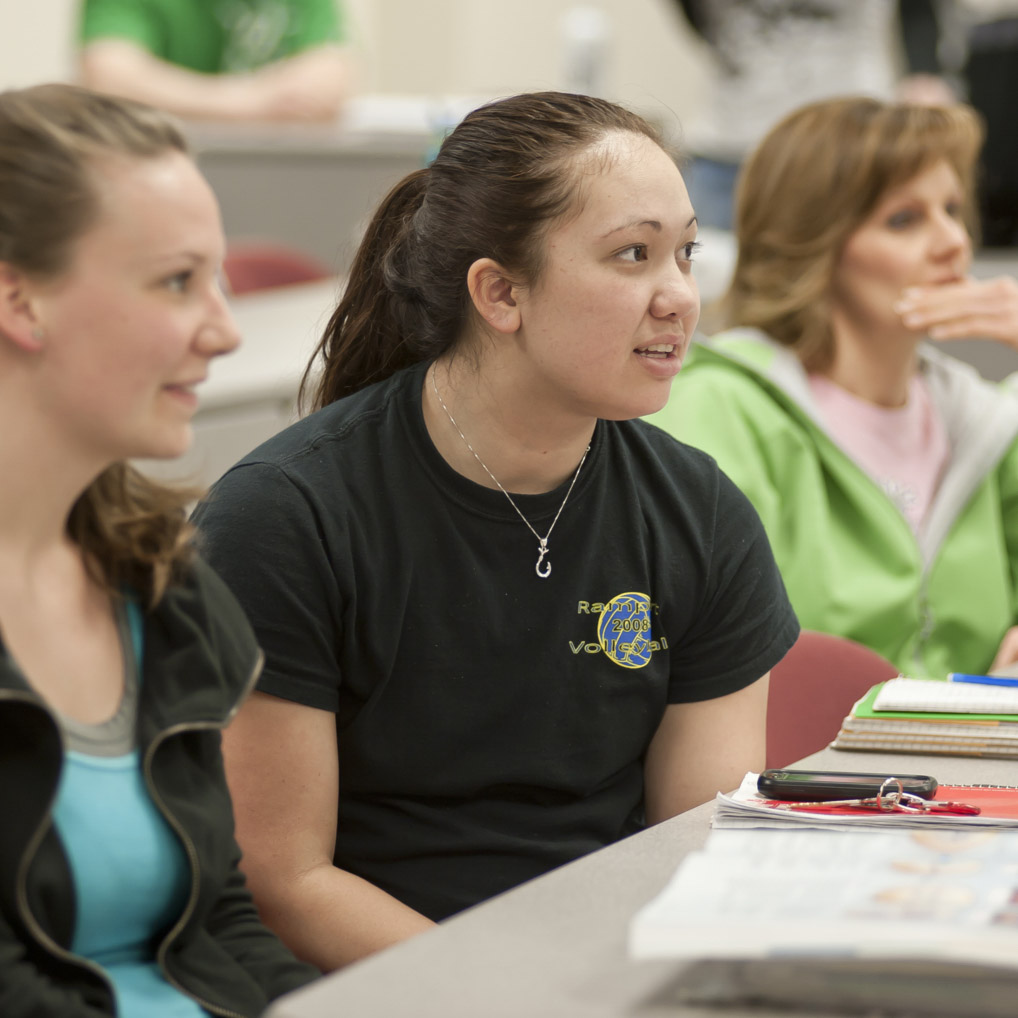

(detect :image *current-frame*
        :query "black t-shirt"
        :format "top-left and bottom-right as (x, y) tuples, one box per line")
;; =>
(194, 359), (798, 920)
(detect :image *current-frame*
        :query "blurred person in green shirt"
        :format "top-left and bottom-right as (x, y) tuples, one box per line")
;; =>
(79, 0), (352, 122)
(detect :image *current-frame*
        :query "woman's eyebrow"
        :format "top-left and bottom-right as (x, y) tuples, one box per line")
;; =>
(599, 215), (697, 239)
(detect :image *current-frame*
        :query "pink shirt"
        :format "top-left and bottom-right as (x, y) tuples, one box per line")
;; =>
(808, 373), (950, 535)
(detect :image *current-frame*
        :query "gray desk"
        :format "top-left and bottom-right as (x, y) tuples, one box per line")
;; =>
(266, 747), (1014, 1018)
(190, 123), (426, 275)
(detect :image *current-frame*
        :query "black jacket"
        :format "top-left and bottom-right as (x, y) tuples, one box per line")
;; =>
(0, 557), (318, 1017)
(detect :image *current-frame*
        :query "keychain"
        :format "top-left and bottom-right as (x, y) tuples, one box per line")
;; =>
(767, 777), (981, 816)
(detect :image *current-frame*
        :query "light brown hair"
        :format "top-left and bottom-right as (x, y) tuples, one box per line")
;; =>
(301, 91), (667, 411)
(723, 96), (984, 367)
(0, 83), (199, 604)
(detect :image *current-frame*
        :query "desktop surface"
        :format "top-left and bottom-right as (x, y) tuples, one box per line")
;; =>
(267, 747), (1011, 1018)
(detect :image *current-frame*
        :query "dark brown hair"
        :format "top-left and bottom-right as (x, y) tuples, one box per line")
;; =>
(301, 91), (664, 411)
(0, 83), (200, 604)
(724, 96), (984, 367)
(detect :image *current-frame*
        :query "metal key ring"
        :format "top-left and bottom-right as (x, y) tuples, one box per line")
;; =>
(876, 777), (905, 812)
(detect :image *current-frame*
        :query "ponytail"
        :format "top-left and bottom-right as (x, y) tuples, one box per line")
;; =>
(301, 169), (434, 412)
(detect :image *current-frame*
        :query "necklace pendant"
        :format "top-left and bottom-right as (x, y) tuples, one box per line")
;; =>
(431, 371), (590, 582)
(535, 539), (551, 579)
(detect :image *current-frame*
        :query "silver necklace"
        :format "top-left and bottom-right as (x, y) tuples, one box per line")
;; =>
(431, 368), (590, 579)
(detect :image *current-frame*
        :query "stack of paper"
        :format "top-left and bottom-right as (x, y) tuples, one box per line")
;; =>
(832, 678), (1018, 758)
(713, 772), (1018, 833)
(875, 677), (1018, 713)
(630, 826), (1018, 1017)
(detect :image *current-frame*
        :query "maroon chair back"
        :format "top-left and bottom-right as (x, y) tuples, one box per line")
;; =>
(766, 630), (899, 769)
(222, 242), (332, 295)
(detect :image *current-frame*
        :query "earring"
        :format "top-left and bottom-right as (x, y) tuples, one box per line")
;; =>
(31, 326), (45, 342)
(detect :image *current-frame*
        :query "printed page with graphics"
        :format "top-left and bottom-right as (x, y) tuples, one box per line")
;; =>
(630, 827), (1018, 1016)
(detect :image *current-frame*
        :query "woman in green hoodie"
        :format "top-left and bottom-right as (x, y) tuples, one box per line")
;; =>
(653, 95), (1018, 678)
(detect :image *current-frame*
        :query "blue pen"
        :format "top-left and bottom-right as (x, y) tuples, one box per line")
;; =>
(948, 672), (1018, 688)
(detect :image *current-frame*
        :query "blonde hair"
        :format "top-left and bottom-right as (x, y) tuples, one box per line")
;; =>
(0, 84), (199, 604)
(723, 96), (984, 368)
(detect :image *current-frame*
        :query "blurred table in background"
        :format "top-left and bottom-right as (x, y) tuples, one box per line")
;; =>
(187, 94), (486, 276)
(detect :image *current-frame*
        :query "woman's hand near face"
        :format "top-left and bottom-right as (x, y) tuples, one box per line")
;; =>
(990, 626), (1018, 673)
(895, 275), (1018, 348)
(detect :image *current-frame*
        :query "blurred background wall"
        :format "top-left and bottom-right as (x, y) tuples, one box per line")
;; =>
(3, 0), (79, 86)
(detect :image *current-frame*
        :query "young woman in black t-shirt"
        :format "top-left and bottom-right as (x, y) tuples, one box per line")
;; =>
(196, 91), (798, 971)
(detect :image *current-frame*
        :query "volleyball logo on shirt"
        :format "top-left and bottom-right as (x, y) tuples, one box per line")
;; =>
(597, 592), (653, 669)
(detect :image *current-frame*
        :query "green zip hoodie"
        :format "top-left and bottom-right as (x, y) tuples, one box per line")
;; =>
(649, 329), (1018, 678)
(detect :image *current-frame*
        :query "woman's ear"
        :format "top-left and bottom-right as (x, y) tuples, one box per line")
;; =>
(466, 258), (522, 334)
(0, 264), (46, 352)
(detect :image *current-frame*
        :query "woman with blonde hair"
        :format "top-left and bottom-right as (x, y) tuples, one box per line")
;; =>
(0, 84), (317, 1016)
(654, 95), (1018, 678)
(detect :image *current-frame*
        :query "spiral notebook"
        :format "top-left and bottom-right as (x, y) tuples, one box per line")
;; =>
(832, 680), (1018, 758)
(873, 677), (1018, 715)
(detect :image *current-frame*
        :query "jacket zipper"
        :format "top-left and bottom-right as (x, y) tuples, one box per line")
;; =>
(913, 573), (937, 671)
(2, 689), (117, 1007)
(4, 647), (265, 1018)
(148, 651), (265, 1018)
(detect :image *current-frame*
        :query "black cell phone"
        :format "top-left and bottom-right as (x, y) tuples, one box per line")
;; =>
(757, 769), (938, 802)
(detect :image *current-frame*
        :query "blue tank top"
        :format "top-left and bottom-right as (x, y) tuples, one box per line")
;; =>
(51, 600), (207, 1017)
